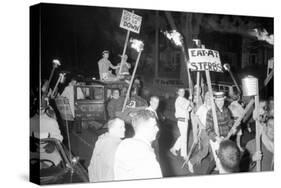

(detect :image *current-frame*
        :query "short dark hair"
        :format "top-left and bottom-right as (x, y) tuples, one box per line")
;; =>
(217, 140), (240, 173)
(131, 110), (157, 131)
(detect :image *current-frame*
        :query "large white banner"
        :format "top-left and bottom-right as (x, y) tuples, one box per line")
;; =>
(120, 10), (142, 34)
(188, 48), (223, 72)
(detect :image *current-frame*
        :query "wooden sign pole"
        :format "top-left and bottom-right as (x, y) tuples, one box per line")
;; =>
(196, 72), (200, 104)
(119, 30), (131, 75)
(254, 80), (261, 172)
(205, 70), (219, 137)
(119, 10), (134, 75)
(122, 50), (143, 112)
(181, 46), (193, 97)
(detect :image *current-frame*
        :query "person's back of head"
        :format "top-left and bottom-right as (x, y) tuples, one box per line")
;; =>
(107, 118), (125, 139)
(217, 140), (240, 173)
(132, 110), (158, 143)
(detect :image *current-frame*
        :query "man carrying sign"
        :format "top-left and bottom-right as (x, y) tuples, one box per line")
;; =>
(205, 91), (236, 173)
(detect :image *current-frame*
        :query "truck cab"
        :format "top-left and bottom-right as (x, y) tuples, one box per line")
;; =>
(55, 80), (129, 130)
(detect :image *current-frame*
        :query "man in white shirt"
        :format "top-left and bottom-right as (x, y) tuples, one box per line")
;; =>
(88, 118), (125, 182)
(187, 92), (211, 172)
(30, 110), (63, 142)
(98, 50), (119, 81)
(114, 110), (162, 180)
(170, 88), (192, 159)
(146, 96), (160, 161)
(60, 78), (84, 117)
(146, 96), (159, 119)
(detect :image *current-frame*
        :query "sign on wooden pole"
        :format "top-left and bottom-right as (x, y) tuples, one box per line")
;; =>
(188, 46), (221, 137)
(119, 10), (142, 75)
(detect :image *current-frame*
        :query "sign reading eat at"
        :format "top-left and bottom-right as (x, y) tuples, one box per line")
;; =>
(120, 10), (142, 34)
(188, 48), (223, 72)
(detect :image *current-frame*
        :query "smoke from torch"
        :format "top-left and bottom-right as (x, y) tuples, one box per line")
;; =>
(162, 30), (183, 47)
(130, 38), (144, 52)
(250, 28), (274, 45)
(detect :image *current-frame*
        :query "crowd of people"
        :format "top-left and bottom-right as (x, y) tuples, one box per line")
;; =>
(30, 49), (274, 183)
(87, 82), (274, 181)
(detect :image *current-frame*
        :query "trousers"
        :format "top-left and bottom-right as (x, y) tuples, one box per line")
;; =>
(172, 120), (188, 157)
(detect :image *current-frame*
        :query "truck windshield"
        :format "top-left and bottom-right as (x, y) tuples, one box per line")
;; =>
(76, 86), (104, 100)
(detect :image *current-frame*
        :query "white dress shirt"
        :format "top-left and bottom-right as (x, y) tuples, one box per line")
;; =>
(114, 137), (162, 180)
(175, 96), (192, 119)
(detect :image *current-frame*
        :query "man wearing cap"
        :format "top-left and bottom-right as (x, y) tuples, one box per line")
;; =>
(98, 50), (119, 81)
(60, 78), (85, 117)
(204, 91), (235, 173)
(206, 91), (234, 142)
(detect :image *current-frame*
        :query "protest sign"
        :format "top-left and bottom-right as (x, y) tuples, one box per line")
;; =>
(188, 48), (223, 72)
(120, 10), (142, 33)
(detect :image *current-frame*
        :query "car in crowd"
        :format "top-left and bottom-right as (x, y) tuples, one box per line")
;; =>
(30, 137), (89, 185)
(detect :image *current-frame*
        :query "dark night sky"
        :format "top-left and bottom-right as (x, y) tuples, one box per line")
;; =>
(38, 3), (273, 82)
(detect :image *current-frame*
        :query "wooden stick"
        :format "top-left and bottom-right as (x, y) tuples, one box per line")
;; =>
(196, 72), (200, 104)
(122, 50), (143, 112)
(118, 10), (134, 75)
(181, 46), (193, 97)
(182, 115), (203, 168)
(205, 70), (219, 137)
(255, 80), (261, 171)
(50, 74), (64, 98)
(228, 69), (241, 95)
(225, 99), (255, 139)
(264, 70), (273, 86)
(119, 30), (131, 75)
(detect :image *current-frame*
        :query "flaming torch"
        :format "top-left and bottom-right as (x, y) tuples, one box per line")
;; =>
(41, 59), (61, 109)
(162, 30), (184, 47)
(122, 39), (144, 112)
(249, 28), (274, 45)
(162, 30), (193, 95)
(50, 72), (66, 98)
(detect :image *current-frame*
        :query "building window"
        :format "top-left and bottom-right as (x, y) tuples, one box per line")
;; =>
(249, 53), (257, 65)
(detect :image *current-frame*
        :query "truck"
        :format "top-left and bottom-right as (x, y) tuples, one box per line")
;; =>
(54, 80), (130, 132)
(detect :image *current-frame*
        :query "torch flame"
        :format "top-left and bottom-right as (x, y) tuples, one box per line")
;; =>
(52, 59), (61, 66)
(250, 28), (274, 45)
(162, 30), (183, 47)
(130, 38), (144, 52)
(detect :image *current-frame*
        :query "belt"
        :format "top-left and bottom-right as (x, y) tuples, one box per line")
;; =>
(176, 117), (187, 122)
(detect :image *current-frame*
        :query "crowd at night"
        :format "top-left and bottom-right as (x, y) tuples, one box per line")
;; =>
(29, 3), (274, 185)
